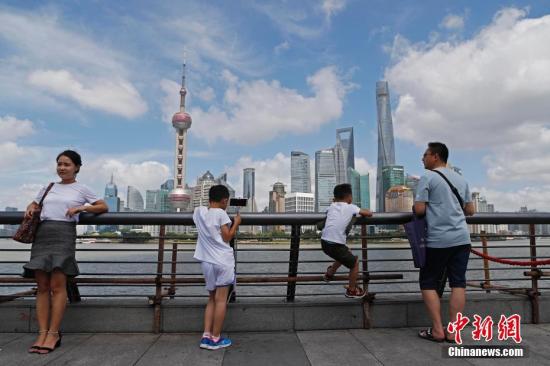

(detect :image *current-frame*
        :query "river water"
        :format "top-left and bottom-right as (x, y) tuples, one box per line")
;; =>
(1, 238), (549, 299)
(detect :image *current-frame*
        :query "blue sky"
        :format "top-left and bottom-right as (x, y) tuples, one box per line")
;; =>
(1, 0), (550, 211)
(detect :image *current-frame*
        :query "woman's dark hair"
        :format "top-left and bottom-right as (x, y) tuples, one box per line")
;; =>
(427, 142), (449, 163)
(57, 150), (82, 173)
(209, 185), (230, 202)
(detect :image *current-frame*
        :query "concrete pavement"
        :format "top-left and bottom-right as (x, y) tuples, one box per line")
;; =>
(1, 325), (549, 366)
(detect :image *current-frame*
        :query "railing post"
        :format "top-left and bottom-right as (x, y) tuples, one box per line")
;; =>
(286, 224), (301, 302)
(168, 241), (178, 299)
(361, 223), (372, 329)
(480, 230), (491, 293)
(153, 225), (166, 333)
(228, 235), (237, 303)
(529, 224), (540, 324)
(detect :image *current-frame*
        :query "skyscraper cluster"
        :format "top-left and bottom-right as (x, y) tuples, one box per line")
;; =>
(375, 81), (421, 216)
(310, 127), (369, 212)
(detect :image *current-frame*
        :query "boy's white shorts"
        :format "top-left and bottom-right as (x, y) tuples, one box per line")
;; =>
(201, 262), (235, 292)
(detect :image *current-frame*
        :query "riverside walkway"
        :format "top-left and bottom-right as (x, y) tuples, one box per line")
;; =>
(1, 325), (550, 365)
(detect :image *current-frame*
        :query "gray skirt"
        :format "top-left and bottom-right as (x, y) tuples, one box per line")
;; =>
(23, 220), (79, 278)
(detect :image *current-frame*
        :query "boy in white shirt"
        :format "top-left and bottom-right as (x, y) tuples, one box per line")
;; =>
(321, 183), (373, 298)
(193, 185), (241, 350)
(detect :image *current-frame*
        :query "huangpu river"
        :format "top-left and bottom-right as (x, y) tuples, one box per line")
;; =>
(1, 238), (549, 299)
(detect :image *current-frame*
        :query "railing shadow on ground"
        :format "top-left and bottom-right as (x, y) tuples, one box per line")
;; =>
(0, 212), (549, 332)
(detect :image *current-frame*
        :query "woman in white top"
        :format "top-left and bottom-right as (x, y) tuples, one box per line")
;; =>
(23, 150), (108, 355)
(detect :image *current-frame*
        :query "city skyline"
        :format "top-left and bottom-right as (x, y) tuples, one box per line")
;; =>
(1, 2), (550, 213)
(94, 161), (514, 218)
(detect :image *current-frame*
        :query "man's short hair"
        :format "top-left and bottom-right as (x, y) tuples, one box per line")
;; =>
(333, 183), (353, 200)
(209, 185), (230, 202)
(428, 142), (449, 163)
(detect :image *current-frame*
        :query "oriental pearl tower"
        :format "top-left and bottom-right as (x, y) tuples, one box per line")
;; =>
(169, 60), (192, 212)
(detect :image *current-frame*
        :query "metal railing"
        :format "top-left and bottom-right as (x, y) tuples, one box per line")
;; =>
(0, 212), (549, 331)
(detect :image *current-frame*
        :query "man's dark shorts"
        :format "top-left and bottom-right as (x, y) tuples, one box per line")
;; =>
(419, 244), (471, 290)
(321, 239), (357, 269)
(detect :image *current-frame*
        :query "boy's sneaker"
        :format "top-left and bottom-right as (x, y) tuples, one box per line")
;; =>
(199, 337), (213, 349)
(323, 265), (335, 283)
(345, 286), (367, 299)
(208, 337), (232, 350)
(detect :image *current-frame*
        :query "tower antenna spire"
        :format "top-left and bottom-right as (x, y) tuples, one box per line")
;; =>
(180, 50), (187, 112)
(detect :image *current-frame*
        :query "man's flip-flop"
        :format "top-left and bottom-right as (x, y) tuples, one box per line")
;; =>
(445, 331), (457, 344)
(418, 328), (445, 343)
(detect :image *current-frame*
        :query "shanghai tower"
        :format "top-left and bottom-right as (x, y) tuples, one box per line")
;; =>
(375, 81), (396, 212)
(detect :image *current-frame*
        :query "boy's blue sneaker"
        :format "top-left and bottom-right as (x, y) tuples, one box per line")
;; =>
(208, 337), (232, 350)
(199, 337), (212, 349)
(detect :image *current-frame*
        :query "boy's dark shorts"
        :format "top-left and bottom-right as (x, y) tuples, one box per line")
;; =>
(321, 240), (357, 269)
(419, 244), (471, 290)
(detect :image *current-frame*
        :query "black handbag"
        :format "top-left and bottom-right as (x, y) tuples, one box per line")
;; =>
(12, 183), (54, 243)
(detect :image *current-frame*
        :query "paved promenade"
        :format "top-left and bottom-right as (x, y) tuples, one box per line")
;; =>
(1, 324), (549, 366)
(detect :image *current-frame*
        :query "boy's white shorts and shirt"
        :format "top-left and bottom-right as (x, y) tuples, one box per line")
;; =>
(321, 202), (361, 245)
(193, 206), (236, 291)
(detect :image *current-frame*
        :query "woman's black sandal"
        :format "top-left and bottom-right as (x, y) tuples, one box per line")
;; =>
(38, 331), (62, 354)
(28, 330), (48, 354)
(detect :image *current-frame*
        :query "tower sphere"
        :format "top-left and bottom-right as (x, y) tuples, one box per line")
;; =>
(169, 187), (191, 210)
(172, 112), (192, 130)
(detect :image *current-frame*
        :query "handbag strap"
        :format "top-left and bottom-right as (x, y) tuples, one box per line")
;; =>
(430, 169), (465, 209)
(38, 183), (55, 207)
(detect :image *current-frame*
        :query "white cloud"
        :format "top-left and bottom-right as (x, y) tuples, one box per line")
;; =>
(197, 86), (216, 102)
(251, 1), (324, 39)
(1, 160), (171, 210)
(0, 115), (34, 142)
(0, 145), (172, 209)
(154, 4), (264, 76)
(251, 0), (346, 39)
(0, 140), (53, 178)
(0, 9), (125, 74)
(160, 79), (181, 125)
(274, 41), (290, 55)
(188, 66), (352, 144)
(0, 8), (147, 118)
(355, 157), (377, 209)
(0, 183), (44, 212)
(322, 0), (347, 22)
(0, 142), (34, 172)
(79, 159), (171, 199)
(28, 70), (147, 118)
(224, 153), (290, 211)
(440, 14), (465, 30)
(385, 7), (550, 184)
(483, 123), (550, 184)
(474, 186), (550, 212)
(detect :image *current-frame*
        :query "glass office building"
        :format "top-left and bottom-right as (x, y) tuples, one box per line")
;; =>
(290, 151), (311, 193)
(315, 149), (337, 212)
